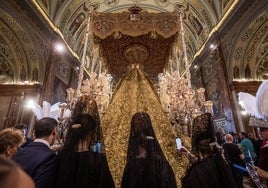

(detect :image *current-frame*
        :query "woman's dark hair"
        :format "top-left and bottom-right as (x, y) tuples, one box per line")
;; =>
(241, 132), (248, 138)
(71, 95), (101, 141)
(62, 114), (96, 154)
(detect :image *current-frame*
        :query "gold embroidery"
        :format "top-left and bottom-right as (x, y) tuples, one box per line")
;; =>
(102, 67), (190, 187)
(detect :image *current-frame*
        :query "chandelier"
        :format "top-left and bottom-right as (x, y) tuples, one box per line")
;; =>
(61, 5), (113, 120)
(158, 11), (213, 136)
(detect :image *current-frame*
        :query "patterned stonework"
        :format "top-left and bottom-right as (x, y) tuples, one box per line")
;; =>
(55, 60), (72, 85)
(229, 11), (268, 80)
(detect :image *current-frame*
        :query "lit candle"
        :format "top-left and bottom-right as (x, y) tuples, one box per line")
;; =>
(59, 103), (67, 120)
(99, 61), (102, 75)
(66, 88), (75, 102)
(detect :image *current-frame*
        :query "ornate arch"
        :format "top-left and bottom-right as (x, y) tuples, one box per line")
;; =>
(0, 18), (26, 83)
(229, 10), (268, 80)
(0, 2), (46, 84)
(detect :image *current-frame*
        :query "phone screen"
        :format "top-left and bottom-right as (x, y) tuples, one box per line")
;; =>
(93, 142), (102, 153)
(176, 137), (182, 149)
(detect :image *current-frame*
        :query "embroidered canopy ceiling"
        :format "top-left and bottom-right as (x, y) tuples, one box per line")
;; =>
(91, 10), (180, 80)
(92, 11), (179, 39)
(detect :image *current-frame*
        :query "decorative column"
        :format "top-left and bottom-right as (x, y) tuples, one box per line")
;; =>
(40, 47), (57, 102)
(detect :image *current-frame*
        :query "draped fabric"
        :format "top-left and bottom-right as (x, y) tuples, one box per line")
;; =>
(54, 151), (115, 188)
(181, 155), (236, 188)
(54, 114), (115, 188)
(121, 157), (176, 188)
(92, 11), (179, 39)
(101, 67), (189, 188)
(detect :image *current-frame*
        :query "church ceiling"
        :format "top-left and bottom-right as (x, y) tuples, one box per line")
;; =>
(221, 3), (268, 81)
(232, 10), (268, 80)
(35, 0), (229, 81)
(0, 2), (42, 84)
(0, 0), (80, 84)
(0, 0), (267, 85)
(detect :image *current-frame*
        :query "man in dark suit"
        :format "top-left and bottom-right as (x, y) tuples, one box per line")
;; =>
(13, 117), (58, 188)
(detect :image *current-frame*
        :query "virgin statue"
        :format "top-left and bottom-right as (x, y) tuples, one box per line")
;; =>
(101, 66), (189, 187)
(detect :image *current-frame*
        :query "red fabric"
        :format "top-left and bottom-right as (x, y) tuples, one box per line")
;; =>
(259, 144), (268, 171)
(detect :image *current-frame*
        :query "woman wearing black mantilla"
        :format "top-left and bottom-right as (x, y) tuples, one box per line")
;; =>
(54, 114), (115, 188)
(121, 112), (177, 188)
(180, 113), (236, 188)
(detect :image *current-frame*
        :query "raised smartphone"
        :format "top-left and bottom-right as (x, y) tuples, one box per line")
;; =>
(176, 137), (182, 149)
(93, 142), (102, 153)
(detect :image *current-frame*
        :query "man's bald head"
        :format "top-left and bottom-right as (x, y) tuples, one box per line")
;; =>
(225, 134), (233, 143)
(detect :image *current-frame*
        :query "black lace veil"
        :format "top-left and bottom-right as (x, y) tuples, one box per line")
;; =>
(127, 112), (165, 160)
(61, 114), (96, 155)
(122, 112), (177, 188)
(182, 113), (236, 188)
(71, 95), (102, 141)
(191, 113), (215, 155)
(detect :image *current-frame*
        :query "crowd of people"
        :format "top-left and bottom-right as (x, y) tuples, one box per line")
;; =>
(177, 114), (268, 188)
(201, 123), (268, 188)
(180, 113), (237, 188)
(0, 96), (268, 188)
